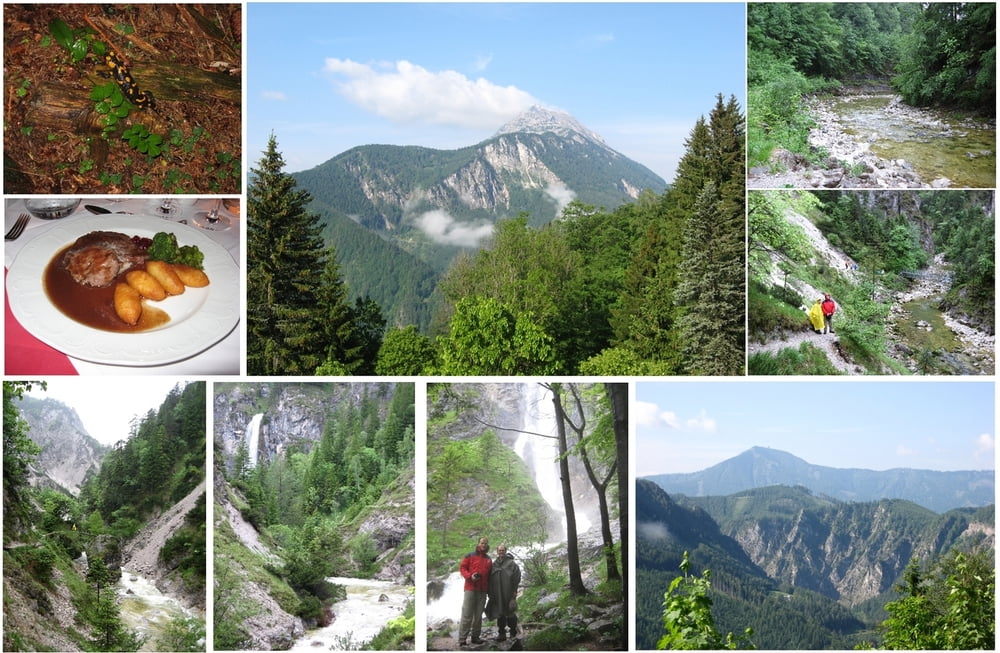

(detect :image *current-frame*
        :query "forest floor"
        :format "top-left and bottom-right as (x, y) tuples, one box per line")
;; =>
(3, 3), (240, 193)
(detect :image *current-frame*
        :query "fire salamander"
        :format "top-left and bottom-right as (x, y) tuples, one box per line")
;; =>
(101, 49), (156, 110)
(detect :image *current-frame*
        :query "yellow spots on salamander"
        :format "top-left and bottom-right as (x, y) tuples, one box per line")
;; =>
(101, 49), (156, 110)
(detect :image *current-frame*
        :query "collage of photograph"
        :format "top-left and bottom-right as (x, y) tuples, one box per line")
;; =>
(2, 2), (995, 652)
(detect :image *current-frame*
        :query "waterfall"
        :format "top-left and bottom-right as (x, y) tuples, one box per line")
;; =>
(515, 384), (592, 542)
(245, 413), (263, 468)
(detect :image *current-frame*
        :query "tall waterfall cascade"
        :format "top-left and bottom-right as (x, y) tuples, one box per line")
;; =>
(245, 413), (263, 468)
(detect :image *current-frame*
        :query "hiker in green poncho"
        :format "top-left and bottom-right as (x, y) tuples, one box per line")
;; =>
(485, 544), (521, 642)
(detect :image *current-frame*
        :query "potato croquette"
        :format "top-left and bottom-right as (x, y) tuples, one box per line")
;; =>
(172, 264), (210, 288)
(125, 269), (167, 300)
(113, 282), (142, 325)
(145, 260), (185, 295)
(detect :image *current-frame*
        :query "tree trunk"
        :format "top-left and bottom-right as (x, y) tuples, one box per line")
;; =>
(566, 384), (620, 583)
(606, 382), (628, 649)
(549, 384), (588, 596)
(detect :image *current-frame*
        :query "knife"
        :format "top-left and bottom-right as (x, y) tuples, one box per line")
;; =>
(84, 205), (111, 214)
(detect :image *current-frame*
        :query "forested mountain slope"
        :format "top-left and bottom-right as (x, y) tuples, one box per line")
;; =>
(3, 381), (206, 652)
(636, 479), (994, 649)
(749, 190), (994, 375)
(213, 382), (415, 651)
(646, 446), (995, 512)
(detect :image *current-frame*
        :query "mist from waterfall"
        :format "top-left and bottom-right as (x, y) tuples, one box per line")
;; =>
(245, 413), (263, 468)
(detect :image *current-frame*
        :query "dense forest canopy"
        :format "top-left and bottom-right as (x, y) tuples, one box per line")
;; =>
(3, 381), (206, 652)
(216, 383), (415, 649)
(248, 95), (745, 375)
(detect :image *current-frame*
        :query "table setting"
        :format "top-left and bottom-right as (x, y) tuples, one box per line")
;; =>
(4, 197), (241, 375)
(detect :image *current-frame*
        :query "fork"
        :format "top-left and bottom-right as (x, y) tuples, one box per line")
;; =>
(4, 213), (30, 240)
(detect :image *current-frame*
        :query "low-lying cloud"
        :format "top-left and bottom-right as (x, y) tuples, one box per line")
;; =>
(545, 181), (577, 215)
(415, 209), (494, 248)
(638, 521), (671, 541)
(324, 58), (538, 129)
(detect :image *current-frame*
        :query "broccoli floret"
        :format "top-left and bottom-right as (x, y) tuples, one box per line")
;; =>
(176, 245), (204, 269)
(146, 232), (205, 269)
(148, 232), (179, 262)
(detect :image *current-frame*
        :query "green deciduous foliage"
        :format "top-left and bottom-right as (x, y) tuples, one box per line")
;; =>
(435, 296), (558, 375)
(880, 549), (995, 650)
(3, 381), (43, 529)
(376, 325), (436, 375)
(658, 552), (755, 650)
(893, 3), (996, 114)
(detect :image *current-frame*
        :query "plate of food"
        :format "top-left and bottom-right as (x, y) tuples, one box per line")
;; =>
(6, 214), (239, 366)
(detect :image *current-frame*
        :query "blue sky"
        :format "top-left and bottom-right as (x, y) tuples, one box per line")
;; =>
(247, 2), (746, 182)
(636, 381), (996, 476)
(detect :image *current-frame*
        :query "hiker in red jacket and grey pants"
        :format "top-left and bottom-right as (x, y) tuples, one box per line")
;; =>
(821, 293), (837, 334)
(458, 536), (492, 647)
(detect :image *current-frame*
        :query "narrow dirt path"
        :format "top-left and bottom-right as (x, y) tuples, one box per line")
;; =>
(749, 330), (858, 375)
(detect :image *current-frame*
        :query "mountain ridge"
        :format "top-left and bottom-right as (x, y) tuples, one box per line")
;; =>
(18, 396), (107, 496)
(644, 446), (994, 513)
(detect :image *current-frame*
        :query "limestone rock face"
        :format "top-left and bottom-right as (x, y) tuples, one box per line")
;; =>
(19, 396), (106, 496)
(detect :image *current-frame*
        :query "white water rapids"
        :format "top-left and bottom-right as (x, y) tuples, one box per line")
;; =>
(116, 569), (197, 651)
(290, 577), (411, 650)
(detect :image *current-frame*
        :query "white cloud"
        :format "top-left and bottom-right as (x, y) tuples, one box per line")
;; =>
(637, 521), (670, 541)
(473, 53), (494, 72)
(415, 209), (494, 248)
(544, 181), (576, 216)
(975, 433), (994, 456)
(896, 444), (918, 457)
(685, 410), (717, 433)
(323, 58), (539, 129)
(261, 90), (288, 101)
(635, 401), (680, 429)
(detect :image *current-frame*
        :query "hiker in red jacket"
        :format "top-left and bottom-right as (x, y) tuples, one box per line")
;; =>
(458, 536), (492, 646)
(821, 293), (836, 334)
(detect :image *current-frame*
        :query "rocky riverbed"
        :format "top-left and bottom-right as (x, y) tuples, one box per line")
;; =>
(750, 92), (995, 189)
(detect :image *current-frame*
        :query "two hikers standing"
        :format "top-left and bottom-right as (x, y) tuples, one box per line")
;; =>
(809, 294), (837, 334)
(458, 538), (521, 647)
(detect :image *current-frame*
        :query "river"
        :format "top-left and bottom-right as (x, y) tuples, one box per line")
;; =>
(889, 255), (995, 375)
(116, 569), (199, 651)
(828, 92), (995, 188)
(290, 577), (411, 651)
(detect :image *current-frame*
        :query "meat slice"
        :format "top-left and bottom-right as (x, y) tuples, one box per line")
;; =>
(61, 231), (146, 287)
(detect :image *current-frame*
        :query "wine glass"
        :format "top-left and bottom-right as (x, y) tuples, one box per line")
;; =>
(155, 198), (179, 218)
(193, 199), (231, 230)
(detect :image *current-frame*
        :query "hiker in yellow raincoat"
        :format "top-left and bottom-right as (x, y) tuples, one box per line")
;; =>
(808, 299), (825, 333)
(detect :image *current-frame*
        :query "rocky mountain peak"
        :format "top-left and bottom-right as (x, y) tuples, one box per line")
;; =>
(496, 105), (608, 147)
(18, 396), (107, 496)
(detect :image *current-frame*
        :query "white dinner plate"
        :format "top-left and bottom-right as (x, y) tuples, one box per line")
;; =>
(6, 214), (239, 366)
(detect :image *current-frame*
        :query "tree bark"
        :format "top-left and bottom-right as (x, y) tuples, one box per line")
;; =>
(548, 383), (588, 596)
(566, 384), (621, 583)
(606, 382), (629, 649)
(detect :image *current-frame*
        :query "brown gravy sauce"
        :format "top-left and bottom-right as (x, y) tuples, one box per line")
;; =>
(44, 244), (170, 332)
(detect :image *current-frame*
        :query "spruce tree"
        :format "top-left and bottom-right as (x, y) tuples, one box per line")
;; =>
(247, 133), (331, 375)
(615, 94), (745, 373)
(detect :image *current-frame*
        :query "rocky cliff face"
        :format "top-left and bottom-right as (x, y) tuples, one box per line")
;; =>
(686, 487), (995, 606)
(214, 382), (396, 469)
(294, 106), (667, 238)
(18, 396), (106, 496)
